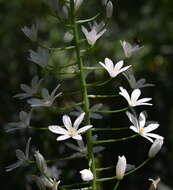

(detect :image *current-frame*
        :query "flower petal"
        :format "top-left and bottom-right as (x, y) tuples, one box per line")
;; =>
(131, 89), (141, 103)
(48, 125), (68, 135)
(126, 111), (138, 128)
(56, 135), (70, 141)
(144, 123), (159, 133)
(74, 112), (85, 129)
(72, 134), (82, 140)
(63, 115), (72, 130)
(119, 87), (131, 104)
(129, 126), (138, 133)
(139, 112), (146, 129)
(145, 133), (164, 140)
(77, 125), (93, 134)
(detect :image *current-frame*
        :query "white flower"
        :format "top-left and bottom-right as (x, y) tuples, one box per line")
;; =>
(116, 155), (127, 180)
(126, 111), (164, 143)
(6, 110), (32, 132)
(48, 112), (93, 141)
(99, 58), (131, 78)
(27, 84), (62, 107)
(34, 151), (48, 175)
(123, 70), (154, 89)
(32, 175), (60, 190)
(81, 21), (106, 46)
(21, 23), (38, 41)
(148, 177), (160, 190)
(120, 40), (142, 58)
(14, 76), (43, 99)
(28, 47), (49, 68)
(80, 169), (94, 181)
(106, 1), (113, 18)
(119, 86), (152, 107)
(74, 0), (83, 9)
(148, 138), (164, 158)
(5, 138), (31, 171)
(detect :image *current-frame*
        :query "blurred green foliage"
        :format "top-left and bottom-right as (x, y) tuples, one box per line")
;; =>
(1, 0), (173, 189)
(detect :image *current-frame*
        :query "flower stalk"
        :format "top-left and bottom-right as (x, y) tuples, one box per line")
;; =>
(69, 0), (97, 189)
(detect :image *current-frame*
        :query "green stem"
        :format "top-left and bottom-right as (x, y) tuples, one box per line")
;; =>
(113, 180), (120, 190)
(92, 128), (128, 131)
(89, 107), (129, 113)
(86, 78), (112, 87)
(70, 1), (97, 189)
(88, 94), (119, 98)
(93, 134), (139, 145)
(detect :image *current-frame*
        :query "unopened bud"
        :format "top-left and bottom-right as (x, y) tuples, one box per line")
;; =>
(106, 1), (113, 18)
(34, 151), (48, 175)
(80, 169), (93, 181)
(148, 139), (163, 158)
(116, 155), (126, 180)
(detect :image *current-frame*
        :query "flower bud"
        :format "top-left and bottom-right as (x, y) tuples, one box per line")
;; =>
(116, 155), (126, 180)
(80, 169), (93, 181)
(106, 1), (113, 18)
(148, 138), (163, 158)
(34, 151), (48, 175)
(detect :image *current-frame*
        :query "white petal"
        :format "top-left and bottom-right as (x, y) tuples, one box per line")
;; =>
(118, 65), (131, 73)
(139, 112), (146, 129)
(131, 89), (141, 103)
(81, 26), (88, 37)
(72, 134), (82, 140)
(63, 115), (72, 130)
(119, 87), (131, 104)
(115, 60), (124, 70)
(77, 125), (93, 134)
(144, 123), (159, 133)
(142, 135), (154, 143)
(73, 112), (85, 129)
(48, 125), (68, 135)
(56, 135), (70, 141)
(105, 58), (114, 70)
(129, 126), (138, 133)
(126, 111), (138, 127)
(145, 133), (164, 140)
(136, 98), (152, 105)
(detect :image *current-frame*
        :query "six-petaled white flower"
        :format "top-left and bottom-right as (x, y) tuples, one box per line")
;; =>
(123, 70), (154, 89)
(116, 155), (127, 180)
(120, 40), (143, 58)
(48, 112), (92, 141)
(80, 169), (94, 181)
(27, 84), (62, 107)
(99, 58), (131, 78)
(119, 86), (152, 107)
(126, 111), (164, 142)
(81, 21), (106, 46)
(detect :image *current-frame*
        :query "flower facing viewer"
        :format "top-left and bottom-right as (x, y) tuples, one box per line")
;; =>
(81, 21), (106, 46)
(80, 169), (94, 181)
(126, 111), (164, 143)
(119, 86), (152, 107)
(48, 112), (93, 141)
(99, 58), (131, 78)
(116, 155), (127, 180)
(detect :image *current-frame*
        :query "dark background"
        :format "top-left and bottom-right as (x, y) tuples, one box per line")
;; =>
(1, 0), (173, 189)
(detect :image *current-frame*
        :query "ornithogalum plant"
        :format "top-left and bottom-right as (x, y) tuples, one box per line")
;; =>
(6, 0), (164, 190)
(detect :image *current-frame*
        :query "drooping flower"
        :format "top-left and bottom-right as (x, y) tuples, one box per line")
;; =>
(28, 47), (49, 68)
(148, 177), (160, 190)
(5, 138), (31, 171)
(81, 21), (106, 46)
(148, 138), (164, 158)
(120, 40), (143, 58)
(6, 110), (32, 132)
(106, 1), (113, 18)
(80, 169), (94, 181)
(14, 76), (43, 99)
(27, 84), (62, 107)
(21, 23), (38, 41)
(99, 58), (131, 78)
(32, 175), (60, 190)
(34, 151), (48, 175)
(116, 155), (127, 180)
(126, 111), (164, 143)
(119, 86), (152, 107)
(48, 112), (93, 141)
(123, 70), (154, 89)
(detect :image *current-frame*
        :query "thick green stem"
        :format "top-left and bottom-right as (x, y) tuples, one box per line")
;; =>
(69, 1), (97, 189)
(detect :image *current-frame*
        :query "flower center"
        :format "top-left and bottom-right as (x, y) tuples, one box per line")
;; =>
(139, 128), (145, 134)
(68, 127), (77, 137)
